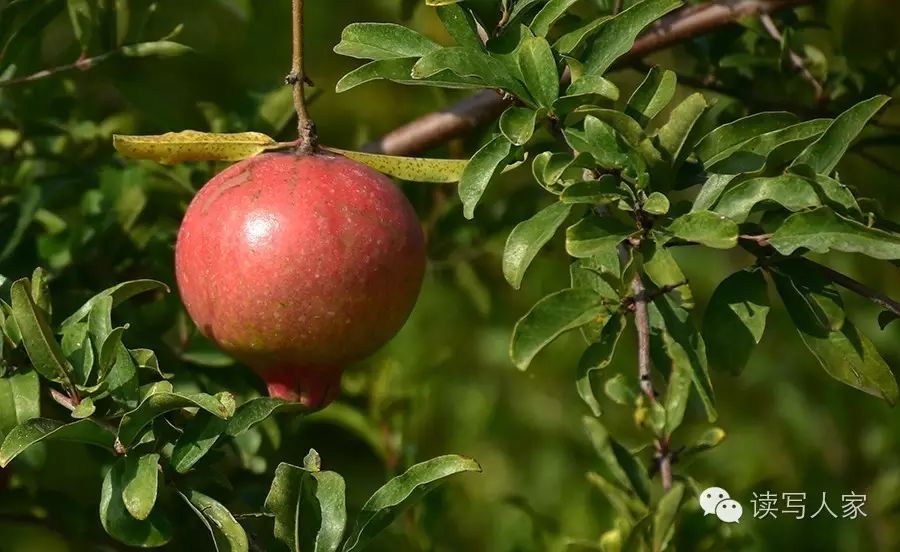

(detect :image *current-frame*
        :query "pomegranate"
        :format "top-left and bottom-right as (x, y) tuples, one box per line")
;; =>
(175, 151), (426, 408)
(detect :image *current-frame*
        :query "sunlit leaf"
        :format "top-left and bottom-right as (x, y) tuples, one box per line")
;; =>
(511, 288), (612, 370)
(122, 453), (160, 521)
(101, 457), (173, 547)
(181, 489), (250, 552)
(334, 23), (440, 60)
(666, 211), (738, 249)
(770, 207), (900, 260)
(114, 131), (276, 165)
(327, 147), (469, 183)
(503, 202), (572, 289)
(459, 135), (513, 219)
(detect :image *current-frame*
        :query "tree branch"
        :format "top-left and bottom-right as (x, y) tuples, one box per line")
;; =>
(0, 52), (116, 88)
(364, 0), (812, 156)
(798, 258), (900, 317)
(759, 13), (825, 103)
(629, 271), (673, 491)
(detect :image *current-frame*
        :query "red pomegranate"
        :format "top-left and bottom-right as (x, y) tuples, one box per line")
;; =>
(175, 151), (426, 408)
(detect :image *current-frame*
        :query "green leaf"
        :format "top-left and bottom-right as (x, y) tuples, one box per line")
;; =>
(805, 173), (861, 216)
(336, 58), (483, 92)
(562, 74), (620, 101)
(333, 23), (440, 60)
(566, 216), (634, 258)
(503, 202), (573, 289)
(518, 37), (559, 108)
(531, 0), (578, 36)
(625, 67), (677, 127)
(61, 279), (169, 329)
(583, 0), (683, 76)
(436, 5), (483, 50)
(577, 314), (626, 416)
(61, 323), (94, 385)
(773, 271), (899, 403)
(643, 192), (669, 215)
(555, 16), (610, 55)
(412, 47), (532, 101)
(122, 453), (160, 521)
(511, 289), (611, 370)
(30, 267), (51, 318)
(792, 95), (890, 175)
(120, 40), (192, 58)
(769, 207), (900, 260)
(642, 242), (692, 308)
(0, 418), (115, 467)
(171, 413), (228, 473)
(67, 0), (95, 51)
(117, 392), (233, 447)
(101, 458), (173, 547)
(10, 279), (73, 384)
(459, 135), (513, 219)
(226, 397), (306, 436)
(0, 369), (40, 442)
(499, 106), (539, 146)
(666, 211), (738, 249)
(705, 119), (831, 173)
(604, 374), (637, 406)
(651, 483), (684, 552)
(712, 174), (822, 223)
(98, 326), (127, 377)
(692, 174), (737, 213)
(114, 132), (275, 165)
(181, 489), (250, 552)
(583, 417), (651, 506)
(702, 269), (770, 375)
(326, 148), (469, 183)
(341, 455), (480, 552)
(265, 455), (347, 552)
(71, 396), (96, 418)
(695, 112), (799, 164)
(656, 93), (708, 167)
(560, 175), (627, 205)
(649, 295), (717, 423)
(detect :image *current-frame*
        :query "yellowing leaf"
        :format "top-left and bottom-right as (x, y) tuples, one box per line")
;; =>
(326, 147), (468, 183)
(113, 131), (277, 165)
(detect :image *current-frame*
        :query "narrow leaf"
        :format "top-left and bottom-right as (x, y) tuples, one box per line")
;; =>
(625, 67), (677, 127)
(459, 136), (513, 219)
(769, 207), (900, 260)
(792, 95), (890, 175)
(0, 418), (115, 467)
(118, 392), (233, 447)
(101, 458), (173, 547)
(114, 132), (276, 165)
(122, 453), (160, 521)
(10, 279), (72, 384)
(182, 489), (250, 552)
(341, 455), (480, 552)
(511, 289), (611, 370)
(326, 148), (468, 183)
(503, 202), (573, 289)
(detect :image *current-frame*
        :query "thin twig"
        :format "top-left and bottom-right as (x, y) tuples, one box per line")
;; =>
(288, 0), (317, 153)
(365, 0), (812, 155)
(613, 0), (623, 15)
(0, 52), (116, 88)
(759, 13), (825, 103)
(799, 258), (900, 317)
(629, 271), (673, 491)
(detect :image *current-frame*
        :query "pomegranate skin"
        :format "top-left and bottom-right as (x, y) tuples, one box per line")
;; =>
(175, 151), (426, 408)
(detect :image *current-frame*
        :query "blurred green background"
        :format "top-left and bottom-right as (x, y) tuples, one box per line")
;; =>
(2, 0), (900, 550)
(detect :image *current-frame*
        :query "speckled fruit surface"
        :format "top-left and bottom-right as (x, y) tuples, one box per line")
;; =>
(175, 151), (426, 408)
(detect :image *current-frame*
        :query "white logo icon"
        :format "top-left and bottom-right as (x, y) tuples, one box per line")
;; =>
(700, 486), (743, 523)
(715, 499), (743, 523)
